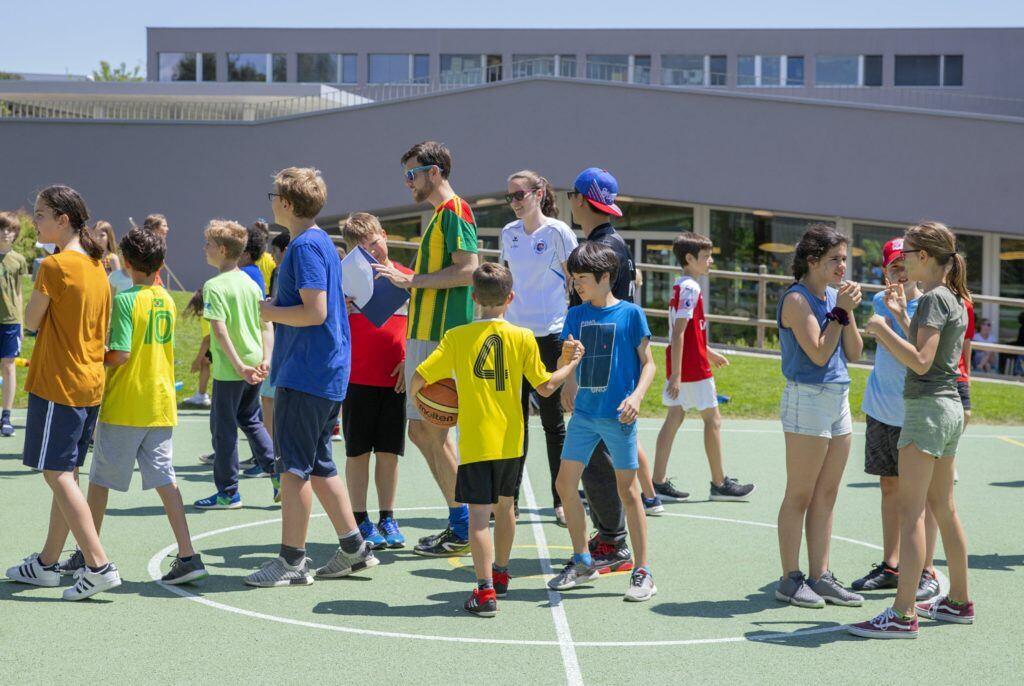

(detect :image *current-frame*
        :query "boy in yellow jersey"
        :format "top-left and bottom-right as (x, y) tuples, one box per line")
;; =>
(86, 228), (207, 584)
(411, 263), (583, 617)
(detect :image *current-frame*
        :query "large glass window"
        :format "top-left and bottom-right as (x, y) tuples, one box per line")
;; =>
(851, 223), (898, 286)
(634, 55), (651, 84)
(559, 54), (577, 78)
(271, 54), (286, 83)
(441, 54), (483, 84)
(895, 55), (941, 86)
(737, 55), (797, 87)
(227, 53), (268, 82)
(298, 54), (337, 83)
(378, 216), (422, 269)
(864, 55), (883, 86)
(661, 55), (704, 85)
(512, 54), (555, 77)
(618, 202), (694, 232)
(586, 54), (629, 82)
(470, 201), (516, 229)
(159, 52), (215, 82)
(786, 55), (805, 86)
(368, 54), (413, 83)
(815, 55), (859, 86)
(738, 56), (756, 86)
(943, 55), (963, 86)
(414, 54), (430, 81)
(709, 55), (727, 85)
(341, 54), (357, 84)
(955, 232), (984, 296)
(999, 238), (1024, 352)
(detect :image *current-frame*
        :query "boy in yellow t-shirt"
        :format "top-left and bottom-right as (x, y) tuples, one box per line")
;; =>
(411, 263), (583, 617)
(87, 228), (208, 584)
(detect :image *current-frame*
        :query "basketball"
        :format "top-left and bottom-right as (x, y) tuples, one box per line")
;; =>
(415, 378), (458, 427)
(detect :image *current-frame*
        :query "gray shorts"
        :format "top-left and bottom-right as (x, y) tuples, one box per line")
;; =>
(404, 338), (440, 421)
(898, 395), (963, 459)
(780, 381), (852, 439)
(89, 423), (175, 492)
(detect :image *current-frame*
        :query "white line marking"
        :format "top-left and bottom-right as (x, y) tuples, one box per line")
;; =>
(521, 466), (584, 685)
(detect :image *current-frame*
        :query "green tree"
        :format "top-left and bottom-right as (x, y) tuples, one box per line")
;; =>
(0, 72), (24, 80)
(92, 61), (143, 82)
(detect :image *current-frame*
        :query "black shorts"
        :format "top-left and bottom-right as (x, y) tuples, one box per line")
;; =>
(455, 457), (524, 505)
(341, 383), (406, 458)
(22, 393), (98, 472)
(864, 414), (901, 477)
(956, 380), (971, 411)
(274, 387), (340, 480)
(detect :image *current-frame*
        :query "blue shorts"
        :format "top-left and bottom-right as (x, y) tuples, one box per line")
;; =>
(0, 323), (22, 359)
(274, 386), (341, 480)
(22, 393), (99, 472)
(259, 377), (276, 399)
(561, 413), (639, 470)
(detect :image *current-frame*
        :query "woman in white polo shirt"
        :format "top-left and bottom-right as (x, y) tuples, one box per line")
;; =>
(500, 170), (578, 526)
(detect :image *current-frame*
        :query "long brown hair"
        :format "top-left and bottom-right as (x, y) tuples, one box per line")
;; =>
(508, 169), (558, 218)
(904, 221), (972, 303)
(37, 185), (104, 260)
(93, 220), (117, 255)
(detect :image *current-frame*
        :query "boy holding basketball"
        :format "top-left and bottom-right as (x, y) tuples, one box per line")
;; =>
(410, 263), (583, 617)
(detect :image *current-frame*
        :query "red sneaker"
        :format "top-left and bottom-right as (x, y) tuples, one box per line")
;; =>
(464, 587), (498, 618)
(847, 607), (919, 639)
(916, 595), (975, 624)
(493, 569), (510, 597)
(589, 535), (633, 574)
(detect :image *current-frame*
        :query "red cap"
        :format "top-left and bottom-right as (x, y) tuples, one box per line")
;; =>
(882, 238), (905, 268)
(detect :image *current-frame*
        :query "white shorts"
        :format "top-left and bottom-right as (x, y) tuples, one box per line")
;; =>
(89, 423), (175, 492)
(662, 377), (718, 411)
(780, 381), (852, 439)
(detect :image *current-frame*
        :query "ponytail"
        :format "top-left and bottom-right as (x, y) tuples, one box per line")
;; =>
(947, 252), (972, 304)
(507, 169), (558, 219)
(905, 221), (972, 304)
(37, 185), (104, 260)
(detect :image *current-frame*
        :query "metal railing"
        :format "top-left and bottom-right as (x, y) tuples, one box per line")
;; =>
(4, 56), (1024, 122)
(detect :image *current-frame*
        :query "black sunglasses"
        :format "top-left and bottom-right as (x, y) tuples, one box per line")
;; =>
(504, 189), (537, 203)
(267, 192), (280, 202)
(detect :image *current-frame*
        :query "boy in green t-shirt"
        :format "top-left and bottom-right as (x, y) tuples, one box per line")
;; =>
(0, 212), (29, 437)
(194, 220), (277, 510)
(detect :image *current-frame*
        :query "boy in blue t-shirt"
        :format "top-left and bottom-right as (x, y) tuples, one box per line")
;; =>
(243, 167), (377, 588)
(549, 241), (657, 602)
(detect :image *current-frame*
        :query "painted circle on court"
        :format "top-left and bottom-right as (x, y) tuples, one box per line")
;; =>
(148, 506), (939, 647)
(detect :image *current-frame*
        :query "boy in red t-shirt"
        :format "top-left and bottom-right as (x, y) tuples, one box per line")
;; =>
(956, 298), (974, 426)
(340, 213), (412, 549)
(652, 232), (755, 502)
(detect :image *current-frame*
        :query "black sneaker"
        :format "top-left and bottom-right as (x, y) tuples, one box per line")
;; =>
(852, 562), (900, 591)
(588, 535), (633, 574)
(58, 549), (85, 576)
(653, 479), (689, 502)
(161, 554), (210, 585)
(709, 476), (755, 501)
(418, 528), (447, 546)
(413, 527), (470, 557)
(493, 569), (510, 597)
(916, 569), (940, 601)
(464, 587), (498, 618)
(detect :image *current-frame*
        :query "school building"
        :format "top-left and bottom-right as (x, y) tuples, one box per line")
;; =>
(1, 27), (1023, 343)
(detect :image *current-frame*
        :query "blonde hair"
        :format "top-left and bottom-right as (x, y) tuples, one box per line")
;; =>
(340, 212), (384, 249)
(274, 167), (327, 219)
(204, 219), (248, 260)
(904, 221), (972, 304)
(93, 220), (117, 255)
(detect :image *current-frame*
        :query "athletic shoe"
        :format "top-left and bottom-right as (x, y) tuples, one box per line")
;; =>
(193, 492), (242, 510)
(847, 607), (919, 639)
(58, 548), (86, 576)
(643, 495), (664, 516)
(5, 553), (60, 587)
(161, 554), (209, 585)
(916, 595), (975, 624)
(709, 476), (756, 502)
(0, 418), (14, 437)
(315, 542), (379, 578)
(418, 529), (444, 546)
(63, 563), (122, 601)
(379, 516), (405, 548)
(589, 536), (633, 574)
(809, 571), (863, 606)
(775, 571), (825, 608)
(242, 464), (272, 478)
(197, 452), (214, 465)
(852, 561), (899, 591)
(413, 528), (470, 557)
(624, 567), (657, 602)
(358, 519), (387, 550)
(653, 479), (689, 502)
(578, 489), (588, 504)
(244, 556), (313, 587)
(548, 560), (599, 591)
(271, 475), (281, 504)
(916, 569), (941, 602)
(554, 506), (567, 528)
(464, 587), (498, 618)
(239, 457), (256, 469)
(493, 569), (511, 597)
(183, 392), (211, 408)
(330, 423), (342, 442)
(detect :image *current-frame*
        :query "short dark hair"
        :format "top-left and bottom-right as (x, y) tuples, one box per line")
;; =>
(244, 224), (267, 263)
(270, 231), (290, 252)
(401, 141), (452, 179)
(672, 231), (713, 267)
(120, 227), (166, 275)
(567, 242), (619, 285)
(473, 262), (514, 306)
(0, 211), (20, 238)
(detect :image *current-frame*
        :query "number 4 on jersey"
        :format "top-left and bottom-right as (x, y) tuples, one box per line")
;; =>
(473, 334), (509, 391)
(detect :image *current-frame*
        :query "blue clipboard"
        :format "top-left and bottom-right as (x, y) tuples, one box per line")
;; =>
(350, 247), (410, 327)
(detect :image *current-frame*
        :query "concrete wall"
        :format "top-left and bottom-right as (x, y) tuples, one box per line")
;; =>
(2, 78), (1022, 289)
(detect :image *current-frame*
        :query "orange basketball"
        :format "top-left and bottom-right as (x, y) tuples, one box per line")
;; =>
(415, 378), (458, 427)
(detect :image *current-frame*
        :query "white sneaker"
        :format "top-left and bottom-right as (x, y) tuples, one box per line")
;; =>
(624, 567), (657, 602)
(184, 392), (211, 408)
(198, 452), (214, 465)
(62, 563), (122, 601)
(6, 553), (61, 587)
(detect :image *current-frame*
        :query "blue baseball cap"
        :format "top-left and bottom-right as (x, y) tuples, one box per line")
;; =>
(573, 167), (623, 217)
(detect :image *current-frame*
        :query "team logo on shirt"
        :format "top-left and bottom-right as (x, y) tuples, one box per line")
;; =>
(510, 234), (520, 248)
(534, 240), (547, 255)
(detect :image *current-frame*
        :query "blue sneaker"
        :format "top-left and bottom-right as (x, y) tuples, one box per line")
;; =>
(0, 420), (13, 437)
(194, 492), (242, 510)
(242, 464), (272, 478)
(643, 495), (664, 516)
(271, 475), (281, 503)
(379, 516), (406, 548)
(359, 519), (387, 550)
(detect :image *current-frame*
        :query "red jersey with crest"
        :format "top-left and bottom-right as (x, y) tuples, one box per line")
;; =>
(665, 275), (713, 382)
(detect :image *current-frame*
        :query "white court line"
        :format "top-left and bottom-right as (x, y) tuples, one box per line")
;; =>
(521, 467), (584, 685)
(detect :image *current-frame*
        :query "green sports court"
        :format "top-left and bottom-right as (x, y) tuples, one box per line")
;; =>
(2, 413), (1020, 684)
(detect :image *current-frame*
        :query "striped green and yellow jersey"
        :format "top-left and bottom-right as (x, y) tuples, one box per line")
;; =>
(407, 196), (479, 341)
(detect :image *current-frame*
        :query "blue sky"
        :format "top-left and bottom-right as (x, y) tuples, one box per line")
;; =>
(3, 0), (1023, 76)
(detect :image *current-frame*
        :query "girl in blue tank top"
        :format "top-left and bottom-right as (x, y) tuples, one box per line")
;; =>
(774, 224), (864, 610)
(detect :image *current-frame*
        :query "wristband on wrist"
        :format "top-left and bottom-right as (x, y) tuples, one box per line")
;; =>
(825, 306), (850, 327)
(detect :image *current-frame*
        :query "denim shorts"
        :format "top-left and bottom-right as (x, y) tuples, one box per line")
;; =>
(898, 395), (963, 459)
(780, 381), (852, 439)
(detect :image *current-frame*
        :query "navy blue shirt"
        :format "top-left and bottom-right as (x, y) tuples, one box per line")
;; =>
(269, 227), (351, 401)
(569, 223), (636, 307)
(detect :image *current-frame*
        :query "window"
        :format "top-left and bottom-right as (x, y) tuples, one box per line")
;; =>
(158, 52), (216, 82)
(815, 55), (882, 87)
(471, 202), (516, 229)
(617, 202), (694, 232)
(271, 54), (286, 82)
(413, 54), (430, 81)
(633, 55), (651, 84)
(851, 224), (898, 286)
(512, 54), (556, 77)
(559, 54), (577, 78)
(341, 54), (357, 84)
(738, 56), (756, 86)
(786, 56), (804, 86)
(441, 54), (483, 84)
(999, 237), (1024, 346)
(864, 55), (883, 86)
(486, 55), (502, 82)
(944, 55), (963, 86)
(895, 54), (963, 87)
(298, 54), (337, 83)
(709, 55), (727, 85)
(368, 54), (416, 83)
(227, 53), (269, 82)
(955, 232), (983, 296)
(661, 55), (704, 85)
(737, 55), (801, 87)
(586, 54), (629, 82)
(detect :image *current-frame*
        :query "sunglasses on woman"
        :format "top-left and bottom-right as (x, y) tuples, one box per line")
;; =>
(504, 189), (536, 203)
